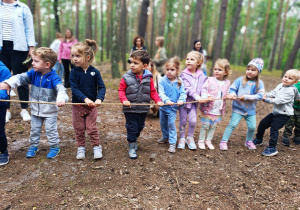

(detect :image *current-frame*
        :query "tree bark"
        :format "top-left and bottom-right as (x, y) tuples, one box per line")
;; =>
(106, 0), (111, 59)
(150, 0), (155, 56)
(100, 0), (104, 62)
(94, 0), (98, 42)
(159, 0), (167, 36)
(36, 1), (42, 47)
(138, 0), (150, 39)
(111, 0), (121, 78)
(224, 0), (243, 61)
(85, 0), (93, 39)
(210, 0), (228, 75)
(120, 0), (127, 71)
(53, 0), (60, 32)
(191, 0), (203, 47)
(258, 0), (271, 58)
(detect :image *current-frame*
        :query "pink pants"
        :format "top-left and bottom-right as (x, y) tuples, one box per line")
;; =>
(72, 105), (100, 147)
(179, 105), (198, 139)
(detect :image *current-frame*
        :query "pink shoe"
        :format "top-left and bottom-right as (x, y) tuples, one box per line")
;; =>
(245, 141), (257, 150)
(219, 141), (228, 151)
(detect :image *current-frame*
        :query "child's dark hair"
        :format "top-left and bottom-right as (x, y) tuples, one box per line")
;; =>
(130, 50), (150, 65)
(132, 36), (144, 47)
(71, 39), (98, 65)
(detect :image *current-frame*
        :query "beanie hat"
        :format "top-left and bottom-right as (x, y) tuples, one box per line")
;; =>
(247, 58), (264, 74)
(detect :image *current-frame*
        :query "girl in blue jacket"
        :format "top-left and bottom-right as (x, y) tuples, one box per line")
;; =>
(157, 57), (187, 153)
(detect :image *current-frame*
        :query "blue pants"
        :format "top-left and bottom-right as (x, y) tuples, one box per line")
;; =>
(160, 109), (177, 144)
(222, 112), (256, 142)
(53, 60), (64, 80)
(124, 112), (147, 143)
(0, 105), (7, 153)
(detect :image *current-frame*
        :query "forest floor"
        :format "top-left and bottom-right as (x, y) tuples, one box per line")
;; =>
(0, 63), (299, 209)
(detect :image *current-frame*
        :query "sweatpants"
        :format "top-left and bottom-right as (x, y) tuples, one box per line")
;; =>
(160, 109), (177, 144)
(0, 105), (7, 153)
(124, 112), (147, 143)
(179, 105), (198, 139)
(283, 108), (300, 138)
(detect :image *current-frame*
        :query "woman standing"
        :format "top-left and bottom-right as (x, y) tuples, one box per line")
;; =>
(129, 36), (147, 54)
(193, 40), (207, 76)
(152, 36), (167, 75)
(0, 0), (35, 123)
(58, 29), (78, 88)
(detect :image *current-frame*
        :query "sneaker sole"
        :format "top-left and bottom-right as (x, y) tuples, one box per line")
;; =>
(94, 155), (103, 160)
(244, 144), (257, 150)
(129, 156), (137, 159)
(282, 142), (290, 146)
(255, 142), (263, 146)
(0, 157), (9, 166)
(262, 151), (278, 156)
(219, 146), (228, 151)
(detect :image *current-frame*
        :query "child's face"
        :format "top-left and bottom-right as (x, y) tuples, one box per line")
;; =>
(186, 54), (200, 72)
(31, 54), (50, 73)
(282, 74), (297, 86)
(246, 65), (259, 80)
(130, 57), (146, 75)
(165, 64), (177, 81)
(214, 64), (227, 80)
(71, 49), (89, 68)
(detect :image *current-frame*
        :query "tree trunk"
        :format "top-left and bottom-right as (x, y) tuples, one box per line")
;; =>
(53, 0), (60, 32)
(85, 0), (93, 39)
(158, 0), (167, 36)
(94, 0), (98, 42)
(74, 0), (79, 39)
(239, 0), (252, 65)
(111, 0), (121, 78)
(138, 0), (150, 39)
(224, 0), (243, 61)
(191, 0), (203, 47)
(210, 0), (228, 75)
(120, 0), (127, 71)
(276, 0), (289, 70)
(184, 0), (192, 55)
(36, 1), (42, 47)
(100, 0), (104, 62)
(258, 0), (271, 58)
(106, 0), (111, 59)
(150, 0), (155, 56)
(177, 0), (186, 58)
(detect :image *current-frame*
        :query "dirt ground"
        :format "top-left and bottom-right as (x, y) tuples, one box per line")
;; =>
(0, 64), (299, 210)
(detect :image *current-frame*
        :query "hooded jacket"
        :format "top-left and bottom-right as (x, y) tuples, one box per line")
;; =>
(0, 61), (11, 105)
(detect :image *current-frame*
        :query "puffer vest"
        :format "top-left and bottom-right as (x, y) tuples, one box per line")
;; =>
(123, 70), (152, 113)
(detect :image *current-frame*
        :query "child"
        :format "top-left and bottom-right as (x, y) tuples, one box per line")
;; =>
(0, 47), (68, 159)
(118, 50), (164, 159)
(199, 59), (231, 150)
(253, 69), (300, 156)
(147, 60), (161, 117)
(69, 39), (106, 160)
(157, 57), (187, 153)
(282, 74), (300, 146)
(220, 58), (265, 151)
(178, 51), (209, 150)
(0, 49), (11, 166)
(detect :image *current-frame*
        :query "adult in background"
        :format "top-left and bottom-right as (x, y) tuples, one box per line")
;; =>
(50, 32), (64, 80)
(153, 36), (167, 76)
(58, 29), (78, 88)
(130, 36), (147, 55)
(0, 0), (35, 123)
(193, 40), (207, 76)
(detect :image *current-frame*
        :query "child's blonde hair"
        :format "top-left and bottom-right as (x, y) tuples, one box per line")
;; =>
(242, 65), (260, 93)
(164, 56), (182, 87)
(285, 69), (300, 82)
(149, 60), (159, 83)
(155, 36), (165, 59)
(71, 39), (98, 65)
(186, 51), (204, 70)
(32, 47), (57, 68)
(214, 59), (231, 80)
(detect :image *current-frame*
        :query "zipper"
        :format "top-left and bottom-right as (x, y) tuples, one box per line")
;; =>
(37, 75), (43, 116)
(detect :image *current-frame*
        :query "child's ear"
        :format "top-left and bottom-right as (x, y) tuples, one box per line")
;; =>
(87, 55), (91, 61)
(45, 62), (51, 68)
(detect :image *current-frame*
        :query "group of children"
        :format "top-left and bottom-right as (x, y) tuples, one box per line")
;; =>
(0, 41), (299, 166)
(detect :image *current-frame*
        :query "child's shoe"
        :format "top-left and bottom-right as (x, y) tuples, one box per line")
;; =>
(198, 140), (205, 150)
(282, 136), (290, 146)
(245, 140), (256, 150)
(205, 141), (215, 150)
(186, 137), (197, 150)
(253, 138), (263, 146)
(177, 138), (185, 149)
(47, 146), (60, 159)
(5, 111), (11, 123)
(10, 89), (17, 97)
(157, 137), (168, 144)
(262, 147), (278, 156)
(293, 136), (300, 145)
(0, 151), (9, 166)
(128, 143), (137, 159)
(20, 109), (31, 121)
(219, 141), (228, 151)
(93, 145), (103, 159)
(76, 146), (85, 159)
(168, 144), (176, 153)
(26, 146), (39, 158)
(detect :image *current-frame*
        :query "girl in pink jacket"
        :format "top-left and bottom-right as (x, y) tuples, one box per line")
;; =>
(199, 59), (232, 150)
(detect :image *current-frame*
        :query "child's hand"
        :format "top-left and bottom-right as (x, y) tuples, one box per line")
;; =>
(167, 101), (174, 106)
(157, 101), (164, 106)
(201, 98), (210, 103)
(226, 94), (236, 100)
(208, 96), (214, 101)
(239, 95), (245, 101)
(123, 101), (131, 108)
(84, 98), (95, 107)
(56, 101), (65, 107)
(0, 82), (11, 95)
(177, 100), (184, 105)
(262, 94), (267, 101)
(95, 99), (102, 107)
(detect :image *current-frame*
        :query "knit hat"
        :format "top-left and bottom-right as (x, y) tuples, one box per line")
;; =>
(247, 58), (264, 74)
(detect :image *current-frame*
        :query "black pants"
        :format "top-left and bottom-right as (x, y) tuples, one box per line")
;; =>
(0, 41), (29, 109)
(256, 113), (290, 148)
(61, 59), (74, 88)
(124, 112), (147, 143)
(0, 105), (7, 152)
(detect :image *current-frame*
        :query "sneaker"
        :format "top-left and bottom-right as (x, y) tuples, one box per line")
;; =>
(76, 147), (85, 159)
(186, 137), (197, 150)
(20, 109), (31, 121)
(245, 141), (257, 150)
(0, 151), (9, 166)
(47, 146), (60, 159)
(26, 146), (39, 158)
(293, 136), (300, 145)
(128, 143), (137, 159)
(10, 90), (17, 97)
(253, 138), (263, 146)
(5, 111), (11, 123)
(282, 136), (290, 146)
(168, 144), (176, 153)
(198, 141), (205, 150)
(93, 145), (103, 159)
(157, 137), (168, 144)
(177, 138), (185, 149)
(205, 141), (215, 150)
(262, 147), (278, 156)
(219, 141), (228, 151)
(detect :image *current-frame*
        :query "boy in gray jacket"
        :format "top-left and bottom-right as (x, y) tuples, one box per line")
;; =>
(253, 69), (300, 156)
